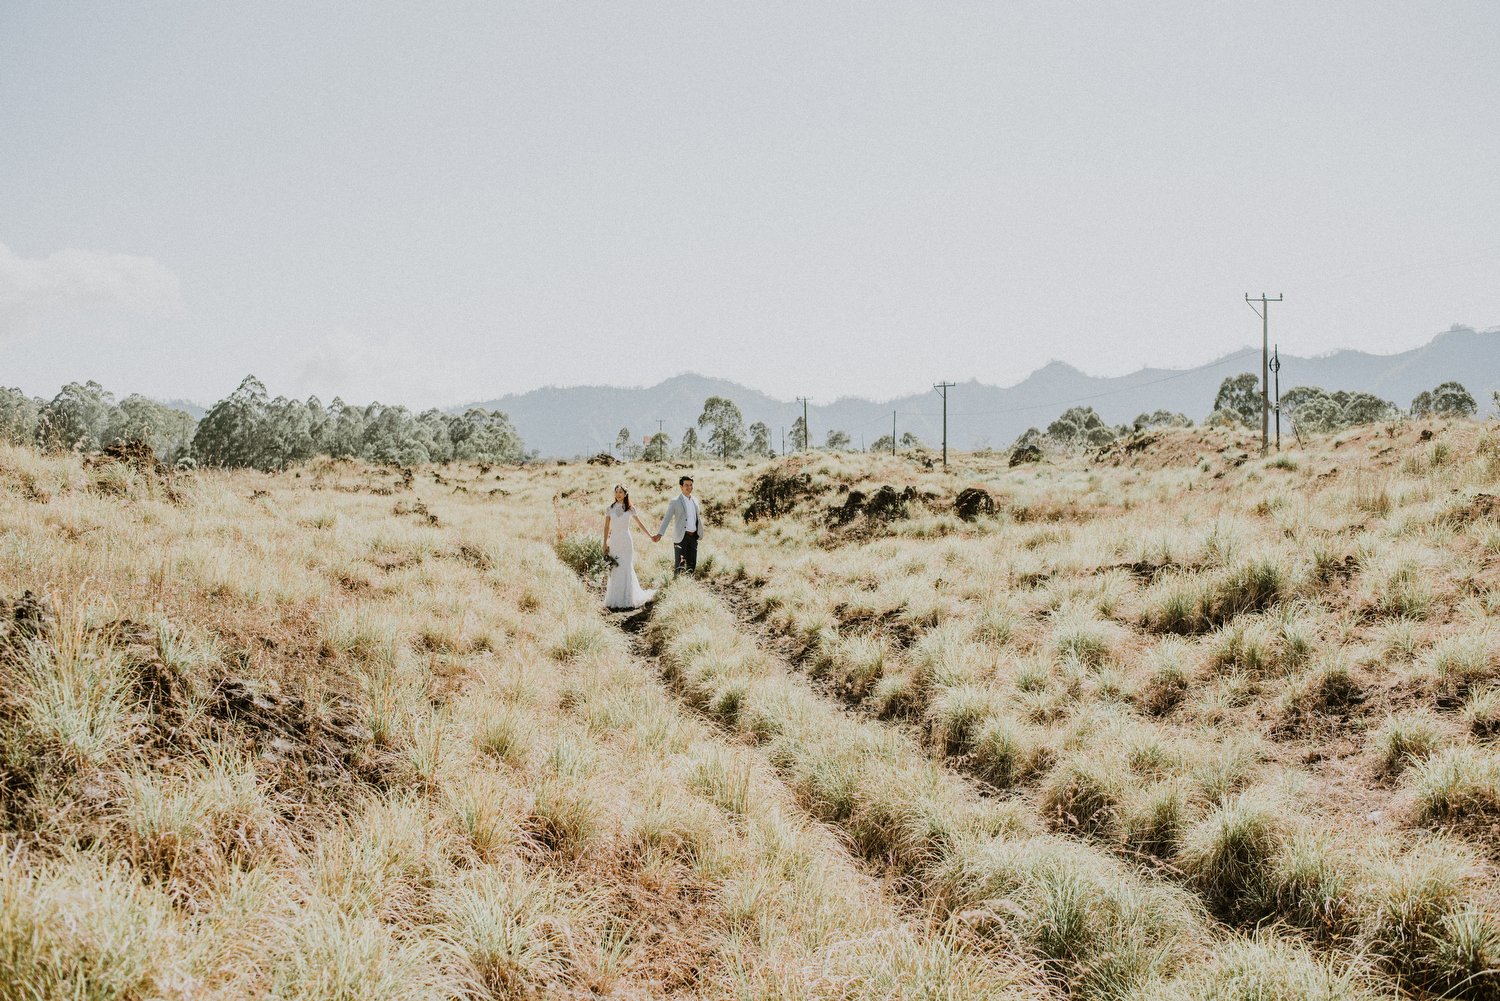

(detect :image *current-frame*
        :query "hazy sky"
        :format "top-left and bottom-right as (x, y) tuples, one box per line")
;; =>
(3, 2), (1497, 409)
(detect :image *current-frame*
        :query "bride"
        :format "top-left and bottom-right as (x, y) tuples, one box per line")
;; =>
(601, 484), (659, 610)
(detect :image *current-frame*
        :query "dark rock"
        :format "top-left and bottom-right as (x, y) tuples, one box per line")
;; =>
(744, 467), (815, 522)
(953, 487), (995, 521)
(101, 438), (169, 477)
(1009, 444), (1043, 467)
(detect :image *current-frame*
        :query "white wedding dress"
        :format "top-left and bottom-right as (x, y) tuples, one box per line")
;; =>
(604, 504), (655, 610)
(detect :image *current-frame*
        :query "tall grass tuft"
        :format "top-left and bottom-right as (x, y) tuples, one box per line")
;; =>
(1178, 792), (1287, 925)
(1040, 756), (1125, 841)
(1360, 839), (1500, 996)
(439, 866), (589, 996)
(1409, 747), (1500, 835)
(929, 835), (1203, 998)
(1369, 711), (1444, 778)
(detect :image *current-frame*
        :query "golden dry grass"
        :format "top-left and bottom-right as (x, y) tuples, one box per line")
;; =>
(1, 415), (1499, 999)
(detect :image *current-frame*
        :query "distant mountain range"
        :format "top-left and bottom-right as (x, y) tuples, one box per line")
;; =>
(459, 325), (1500, 458)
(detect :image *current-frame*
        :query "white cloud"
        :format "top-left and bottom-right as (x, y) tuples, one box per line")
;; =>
(290, 327), (453, 409)
(0, 242), (182, 335)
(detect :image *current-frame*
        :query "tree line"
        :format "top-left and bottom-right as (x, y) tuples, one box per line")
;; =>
(0, 375), (525, 471)
(609, 395), (912, 462)
(1010, 376), (1483, 452)
(1206, 374), (1478, 435)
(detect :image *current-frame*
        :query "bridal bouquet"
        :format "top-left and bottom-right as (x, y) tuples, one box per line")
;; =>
(603, 553), (620, 569)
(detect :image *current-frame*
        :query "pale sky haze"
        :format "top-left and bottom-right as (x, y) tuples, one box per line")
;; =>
(2, 2), (1497, 409)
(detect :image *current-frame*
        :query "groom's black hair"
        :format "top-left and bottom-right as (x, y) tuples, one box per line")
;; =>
(679, 475), (693, 485)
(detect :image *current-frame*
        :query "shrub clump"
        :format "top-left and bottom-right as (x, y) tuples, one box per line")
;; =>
(553, 533), (609, 581)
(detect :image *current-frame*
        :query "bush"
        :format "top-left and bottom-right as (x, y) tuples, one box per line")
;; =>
(1143, 559), (1287, 634)
(927, 685), (997, 755)
(526, 775), (603, 858)
(1464, 687), (1500, 741)
(1275, 659), (1364, 736)
(1427, 632), (1494, 696)
(1270, 830), (1358, 941)
(554, 533), (609, 580)
(1155, 935), (1384, 1001)
(1360, 840), (1499, 996)
(1123, 780), (1188, 859)
(1375, 556), (1431, 620)
(1053, 611), (1113, 668)
(1210, 618), (1282, 679)
(967, 716), (1038, 789)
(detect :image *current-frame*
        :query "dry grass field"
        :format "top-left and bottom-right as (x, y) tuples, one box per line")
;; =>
(3, 414), (1500, 999)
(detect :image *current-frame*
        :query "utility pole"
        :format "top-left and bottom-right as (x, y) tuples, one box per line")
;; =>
(780, 428), (785, 456)
(1270, 346), (1282, 451)
(795, 397), (811, 451)
(1245, 293), (1282, 455)
(933, 382), (955, 468)
(892, 411), (897, 456)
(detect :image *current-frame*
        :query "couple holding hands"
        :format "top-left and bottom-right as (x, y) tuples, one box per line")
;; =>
(601, 475), (702, 610)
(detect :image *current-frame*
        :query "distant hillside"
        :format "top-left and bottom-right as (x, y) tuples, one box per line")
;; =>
(154, 398), (208, 420)
(459, 325), (1500, 458)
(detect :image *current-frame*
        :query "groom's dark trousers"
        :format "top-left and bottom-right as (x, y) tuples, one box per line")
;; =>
(674, 530), (698, 577)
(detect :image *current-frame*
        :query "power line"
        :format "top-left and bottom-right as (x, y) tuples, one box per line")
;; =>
(875, 349), (1258, 423)
(795, 396), (811, 452)
(933, 382), (955, 468)
(1246, 293), (1282, 456)
(1270, 345), (1282, 451)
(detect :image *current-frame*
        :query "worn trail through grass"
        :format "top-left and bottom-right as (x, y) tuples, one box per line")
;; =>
(624, 576), (1222, 1000)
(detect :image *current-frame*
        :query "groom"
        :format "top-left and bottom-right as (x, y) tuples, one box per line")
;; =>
(657, 475), (702, 577)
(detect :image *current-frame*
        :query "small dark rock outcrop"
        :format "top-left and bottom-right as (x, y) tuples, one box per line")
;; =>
(101, 438), (169, 477)
(953, 487), (996, 521)
(863, 485), (918, 521)
(1009, 444), (1043, 467)
(587, 453), (619, 466)
(743, 468), (815, 522)
(0, 590), (56, 649)
(829, 489), (867, 526)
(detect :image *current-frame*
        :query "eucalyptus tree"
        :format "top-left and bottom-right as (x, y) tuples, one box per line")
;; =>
(1046, 406), (1116, 447)
(0, 387), (42, 445)
(747, 421), (772, 457)
(790, 416), (808, 451)
(642, 430), (673, 462)
(1431, 382), (1477, 417)
(1212, 373), (1261, 425)
(679, 427), (703, 460)
(453, 409), (523, 463)
(192, 375), (272, 469)
(697, 396), (746, 459)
